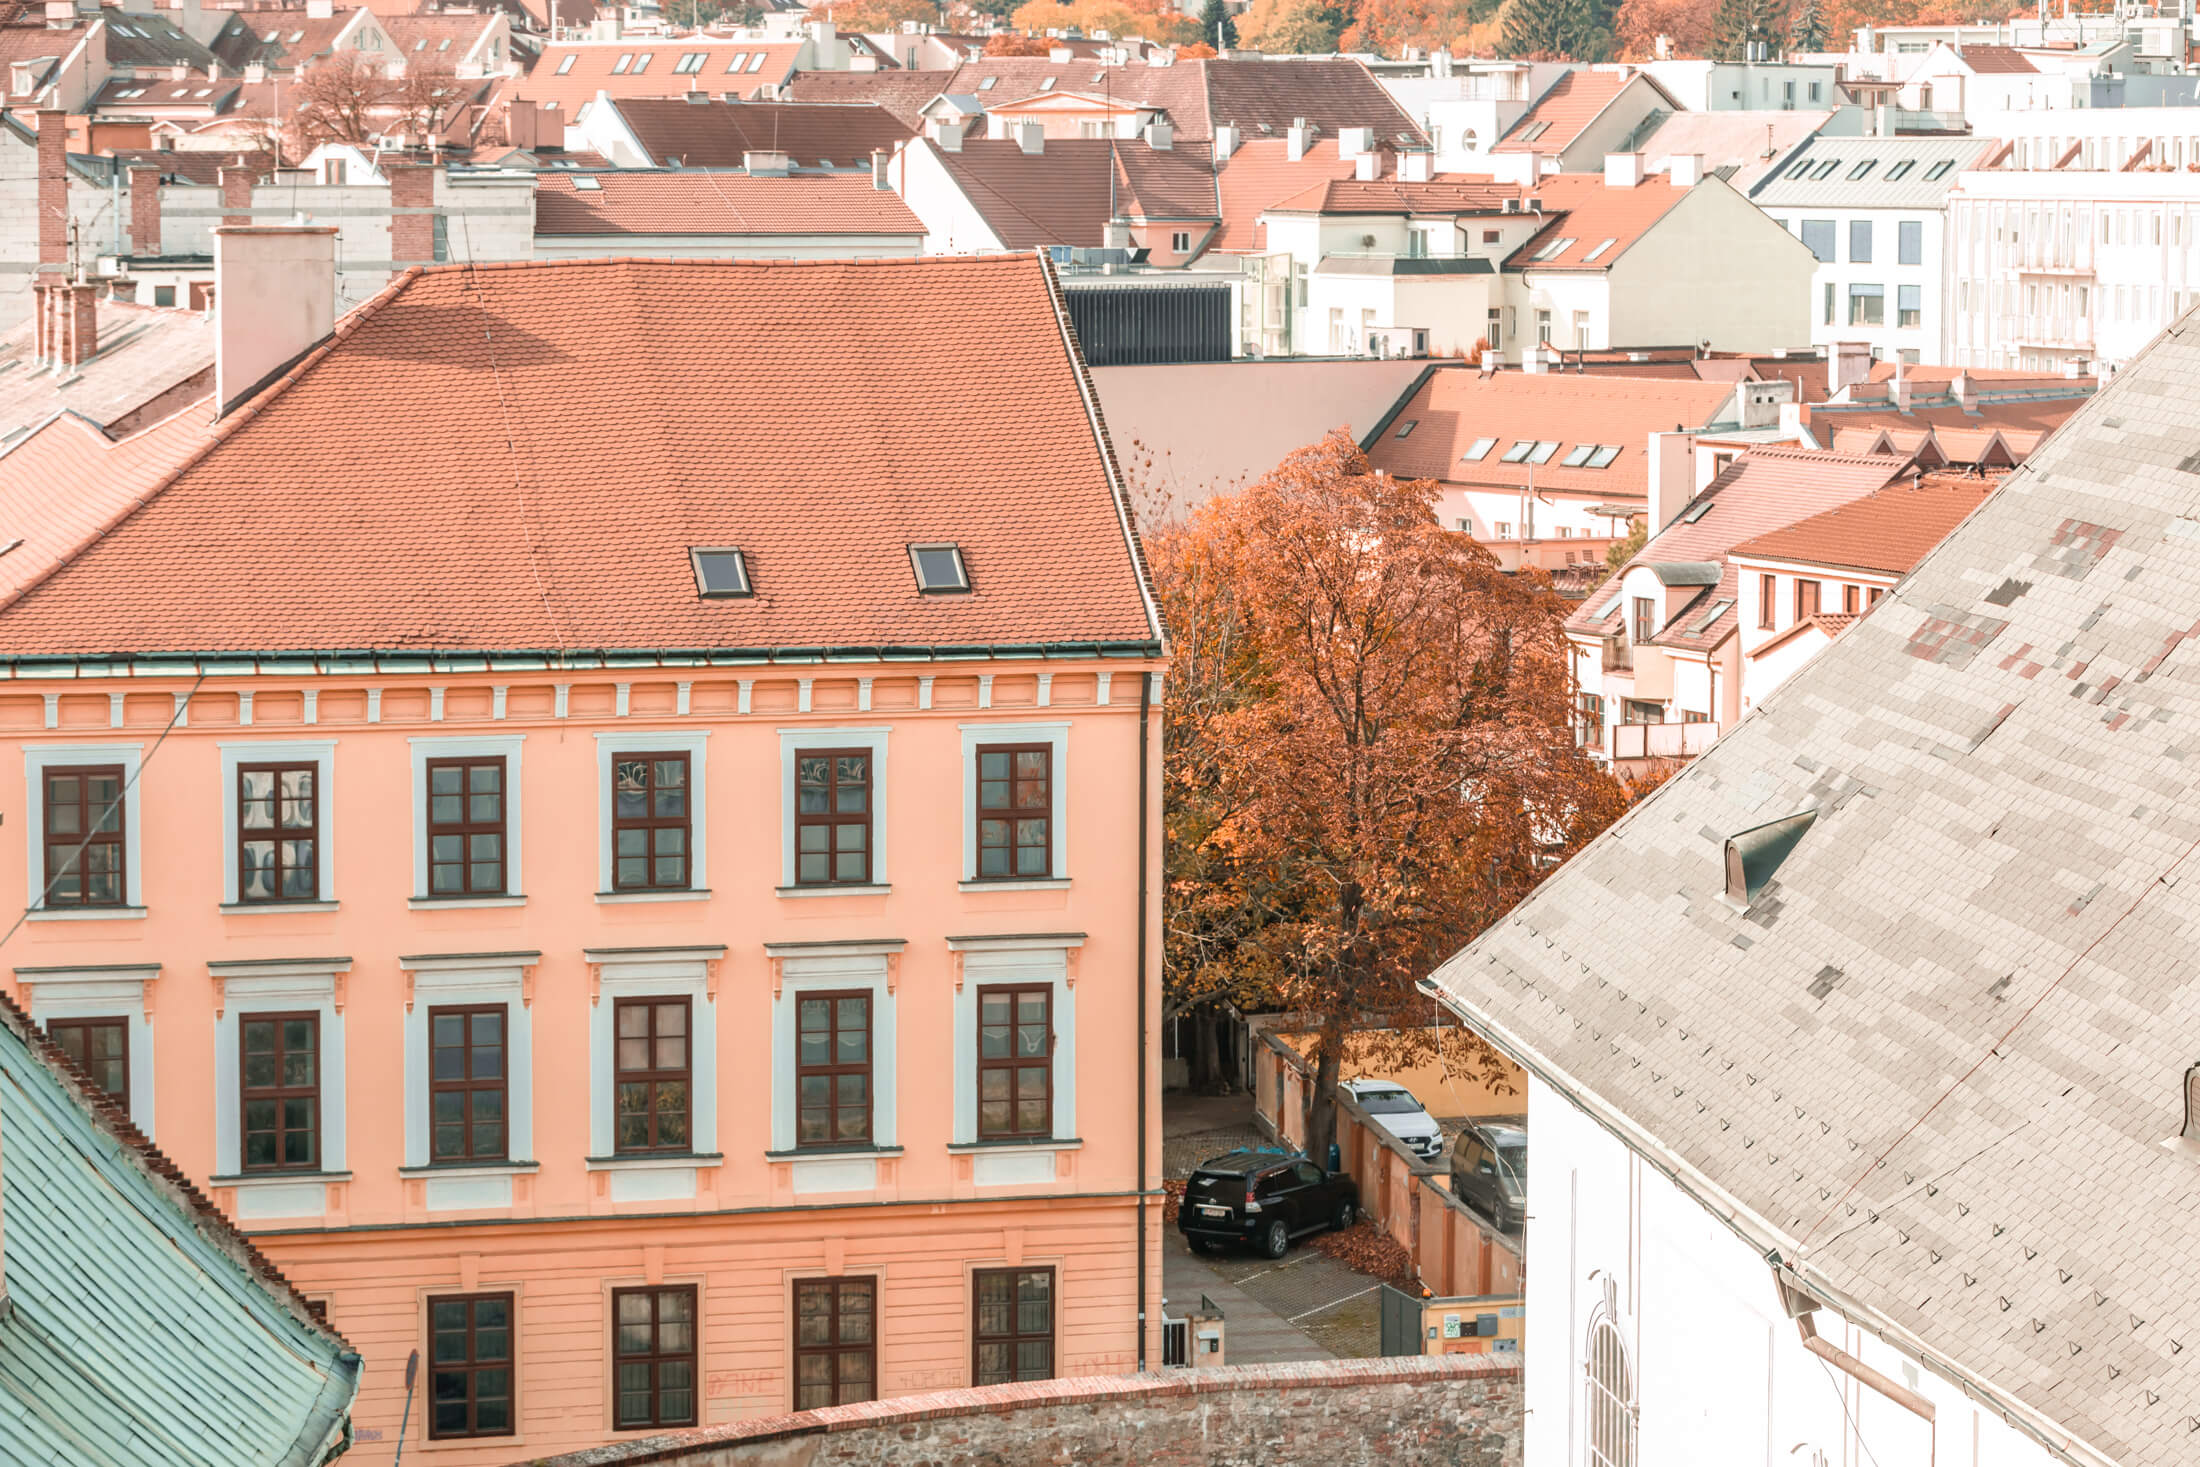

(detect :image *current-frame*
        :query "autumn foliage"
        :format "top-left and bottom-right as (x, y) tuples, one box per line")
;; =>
(1153, 432), (1633, 1156)
(805, 0), (942, 26)
(1008, 0), (1202, 42)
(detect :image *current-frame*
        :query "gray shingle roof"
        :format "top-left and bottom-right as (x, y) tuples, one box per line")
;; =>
(1430, 310), (2200, 1465)
(1751, 135), (1994, 209)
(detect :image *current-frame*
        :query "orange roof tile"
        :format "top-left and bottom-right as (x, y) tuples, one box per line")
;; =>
(1749, 609), (1859, 659)
(1492, 69), (1631, 155)
(533, 170), (923, 236)
(1211, 136), (1355, 253)
(0, 408), (214, 599)
(785, 69), (950, 126)
(933, 138), (1218, 247)
(1262, 173), (1523, 216)
(1729, 470), (2000, 575)
(1958, 44), (2038, 73)
(0, 256), (1161, 658)
(515, 40), (805, 117)
(608, 97), (914, 169)
(1505, 172), (1690, 271)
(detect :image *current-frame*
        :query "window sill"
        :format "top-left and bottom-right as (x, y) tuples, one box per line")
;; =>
(222, 901), (339, 914)
(583, 1152), (725, 1171)
(396, 1160), (541, 1178)
(409, 894), (528, 910)
(775, 884), (890, 899)
(958, 878), (1071, 892)
(209, 1170), (355, 1185)
(946, 1138), (1082, 1154)
(25, 905), (148, 922)
(764, 1145), (906, 1161)
(594, 889), (711, 905)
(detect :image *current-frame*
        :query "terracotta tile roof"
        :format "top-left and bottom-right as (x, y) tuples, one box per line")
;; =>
(207, 9), (357, 73)
(382, 12), (498, 60)
(0, 256), (1161, 657)
(0, 407), (213, 599)
(1505, 172), (1690, 271)
(784, 68), (949, 126)
(0, 299), (215, 440)
(1491, 68), (1631, 154)
(1568, 446), (1912, 636)
(943, 57), (1209, 137)
(1202, 57), (1424, 148)
(1745, 607), (1861, 659)
(1211, 137), (1355, 252)
(533, 170), (923, 235)
(1262, 173), (1522, 216)
(1803, 393), (2089, 440)
(1730, 470), (1999, 575)
(1958, 43), (2038, 72)
(608, 97), (914, 168)
(1368, 366), (1742, 507)
(514, 40), (805, 117)
(933, 138), (1217, 247)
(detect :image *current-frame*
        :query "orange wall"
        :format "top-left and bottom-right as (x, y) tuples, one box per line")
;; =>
(1, 658), (1164, 1463)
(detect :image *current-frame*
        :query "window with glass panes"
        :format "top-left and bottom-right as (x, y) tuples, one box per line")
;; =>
(429, 1005), (507, 1162)
(975, 745), (1050, 879)
(42, 765), (126, 907)
(613, 754), (690, 890)
(793, 1277), (876, 1409)
(427, 1292), (515, 1439)
(612, 1285), (698, 1429)
(795, 749), (871, 885)
(47, 1016), (128, 1113)
(240, 1011), (318, 1171)
(977, 986), (1051, 1140)
(237, 763), (318, 901)
(972, 1268), (1054, 1385)
(614, 997), (690, 1153)
(426, 757), (506, 895)
(795, 991), (870, 1147)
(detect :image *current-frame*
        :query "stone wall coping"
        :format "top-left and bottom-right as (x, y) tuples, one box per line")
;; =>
(504, 1355), (1523, 1467)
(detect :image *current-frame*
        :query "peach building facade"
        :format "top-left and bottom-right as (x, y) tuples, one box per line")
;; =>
(0, 247), (1165, 1463)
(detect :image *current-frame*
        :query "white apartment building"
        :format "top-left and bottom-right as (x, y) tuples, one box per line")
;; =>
(1755, 135), (1988, 365)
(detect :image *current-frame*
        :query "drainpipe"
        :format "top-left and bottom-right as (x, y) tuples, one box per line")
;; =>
(1134, 665), (1153, 1370)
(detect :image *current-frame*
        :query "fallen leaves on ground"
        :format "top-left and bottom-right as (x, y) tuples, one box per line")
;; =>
(1308, 1220), (1418, 1293)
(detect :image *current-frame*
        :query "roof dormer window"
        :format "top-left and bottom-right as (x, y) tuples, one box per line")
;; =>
(1722, 809), (1817, 910)
(690, 547), (752, 598)
(910, 544), (970, 594)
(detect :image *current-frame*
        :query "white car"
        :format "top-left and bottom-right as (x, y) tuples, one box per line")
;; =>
(1340, 1079), (1445, 1162)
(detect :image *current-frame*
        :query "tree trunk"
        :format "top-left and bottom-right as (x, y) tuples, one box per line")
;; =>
(1303, 1006), (1349, 1169)
(1193, 1007), (1230, 1095)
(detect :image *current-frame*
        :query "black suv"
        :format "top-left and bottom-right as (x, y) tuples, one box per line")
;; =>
(1178, 1149), (1360, 1259)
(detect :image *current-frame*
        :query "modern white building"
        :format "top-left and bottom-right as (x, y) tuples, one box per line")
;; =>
(1754, 135), (1989, 364)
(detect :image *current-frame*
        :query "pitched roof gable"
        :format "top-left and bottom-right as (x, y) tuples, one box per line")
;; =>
(607, 96), (913, 169)
(1505, 171), (1693, 271)
(532, 171), (924, 236)
(934, 138), (1218, 247)
(1730, 470), (2000, 575)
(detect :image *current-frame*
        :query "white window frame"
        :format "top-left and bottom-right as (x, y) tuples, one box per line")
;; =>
(409, 734), (526, 908)
(16, 962), (159, 1137)
(397, 953), (538, 1199)
(23, 742), (146, 919)
(777, 726), (890, 895)
(209, 959), (351, 1217)
(218, 739), (338, 910)
(947, 938), (1082, 1175)
(958, 721), (1069, 890)
(766, 942), (902, 1182)
(595, 730), (710, 902)
(582, 945), (724, 1187)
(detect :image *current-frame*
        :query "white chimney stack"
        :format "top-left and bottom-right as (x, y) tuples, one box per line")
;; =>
(1285, 118), (1313, 162)
(1669, 153), (1703, 187)
(214, 223), (335, 417)
(1214, 122), (1239, 162)
(1338, 125), (1373, 158)
(1143, 118), (1171, 150)
(1952, 370), (1975, 409)
(305, 0), (332, 16)
(1603, 151), (1643, 187)
(1399, 150), (1431, 181)
(1015, 120), (1044, 154)
(1353, 150), (1379, 181)
(930, 115), (964, 151)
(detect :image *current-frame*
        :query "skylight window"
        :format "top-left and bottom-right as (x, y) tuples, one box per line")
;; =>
(1583, 237), (1618, 262)
(612, 52), (633, 73)
(414, 37), (427, 50)
(1678, 496), (1715, 523)
(288, 29), (304, 41)
(572, 174), (601, 189)
(1561, 444), (1596, 467)
(1586, 445), (1620, 469)
(747, 51), (767, 71)
(1530, 235), (1576, 261)
(1500, 440), (1536, 463)
(1395, 419), (1418, 439)
(630, 52), (653, 73)
(1785, 158), (1811, 179)
(556, 53), (576, 73)
(690, 547), (752, 598)
(1687, 597), (1733, 634)
(979, 75), (998, 89)
(1811, 159), (1838, 179)
(1040, 76), (1055, 90)
(262, 29), (280, 42)
(437, 37), (451, 51)
(1924, 158), (1954, 180)
(676, 51), (705, 72)
(726, 51), (749, 70)
(1516, 120), (1551, 142)
(1526, 441), (1558, 464)
(910, 543), (970, 594)
(1460, 437), (1496, 461)
(1885, 158), (1914, 180)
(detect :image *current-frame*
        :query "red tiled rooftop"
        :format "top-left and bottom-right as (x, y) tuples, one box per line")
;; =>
(1959, 44), (2038, 73)
(1262, 173), (1522, 216)
(934, 138), (1218, 247)
(514, 40), (805, 117)
(607, 97), (915, 169)
(785, 69), (950, 127)
(1729, 469), (2000, 575)
(1505, 172), (1691, 271)
(0, 256), (1160, 657)
(0, 408), (214, 600)
(533, 171), (923, 236)
(1211, 137), (1355, 253)
(1492, 69), (1634, 155)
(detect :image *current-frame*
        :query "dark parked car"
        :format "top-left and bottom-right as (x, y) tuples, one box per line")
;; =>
(1448, 1120), (1527, 1232)
(1178, 1149), (1359, 1259)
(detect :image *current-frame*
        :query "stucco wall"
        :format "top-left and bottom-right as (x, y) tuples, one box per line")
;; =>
(1604, 180), (1816, 352)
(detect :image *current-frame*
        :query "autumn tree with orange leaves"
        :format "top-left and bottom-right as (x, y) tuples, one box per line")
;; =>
(1153, 432), (1632, 1157)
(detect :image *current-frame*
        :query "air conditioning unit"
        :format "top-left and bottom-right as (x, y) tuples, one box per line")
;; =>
(1501, 198), (1520, 213)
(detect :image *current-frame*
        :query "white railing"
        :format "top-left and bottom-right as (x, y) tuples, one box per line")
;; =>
(1612, 721), (1719, 760)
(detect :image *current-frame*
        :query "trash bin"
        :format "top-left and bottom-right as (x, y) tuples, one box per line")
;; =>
(1327, 1141), (1341, 1174)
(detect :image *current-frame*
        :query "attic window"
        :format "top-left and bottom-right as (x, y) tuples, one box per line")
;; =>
(748, 52), (767, 72)
(1582, 237), (1618, 262)
(557, 53), (576, 73)
(1785, 158), (1811, 180)
(1460, 436), (1496, 461)
(262, 29), (280, 41)
(1395, 419), (1418, 439)
(1040, 76), (1055, 90)
(1500, 440), (1536, 463)
(1923, 158), (1954, 180)
(690, 547), (752, 598)
(414, 37), (427, 50)
(726, 51), (749, 70)
(1846, 159), (1876, 180)
(1722, 809), (1818, 910)
(1677, 496), (1715, 524)
(1516, 120), (1551, 142)
(1530, 236), (1575, 261)
(1885, 158), (1914, 180)
(437, 37), (451, 51)
(676, 51), (705, 72)
(611, 52), (633, 73)
(630, 53), (653, 73)
(1811, 159), (1838, 179)
(288, 29), (304, 41)
(1561, 444), (1596, 467)
(1687, 597), (1733, 634)
(1587, 445), (1620, 468)
(979, 76), (997, 90)
(572, 174), (601, 190)
(910, 543), (970, 594)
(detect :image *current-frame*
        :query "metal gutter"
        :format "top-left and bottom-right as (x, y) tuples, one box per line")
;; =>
(1134, 665), (1153, 1370)
(0, 641), (1166, 679)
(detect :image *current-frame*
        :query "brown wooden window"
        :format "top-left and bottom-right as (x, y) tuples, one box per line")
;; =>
(1630, 596), (1655, 645)
(1758, 573), (1777, 629)
(42, 765), (126, 907)
(1843, 583), (1861, 614)
(795, 991), (871, 1148)
(1868, 586), (1885, 606)
(792, 1277), (875, 1410)
(613, 753), (690, 891)
(972, 1267), (1054, 1386)
(976, 745), (1051, 880)
(614, 998), (690, 1154)
(977, 985), (1052, 1140)
(795, 749), (871, 885)
(1794, 578), (1821, 622)
(613, 1285), (698, 1429)
(241, 1011), (319, 1171)
(238, 762), (319, 902)
(427, 757), (507, 896)
(427, 1292), (515, 1439)
(47, 1016), (128, 1114)
(429, 1005), (507, 1163)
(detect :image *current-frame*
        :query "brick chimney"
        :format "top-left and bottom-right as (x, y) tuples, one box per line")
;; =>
(32, 280), (101, 369)
(214, 223), (337, 415)
(508, 98), (540, 151)
(870, 147), (890, 189)
(219, 163), (256, 226)
(128, 166), (162, 258)
(36, 108), (66, 269)
(388, 163), (436, 264)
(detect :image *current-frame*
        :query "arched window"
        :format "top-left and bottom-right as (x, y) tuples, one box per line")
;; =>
(1584, 1310), (1637, 1467)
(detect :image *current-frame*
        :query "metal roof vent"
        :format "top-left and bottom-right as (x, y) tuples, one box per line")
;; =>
(1722, 809), (1817, 910)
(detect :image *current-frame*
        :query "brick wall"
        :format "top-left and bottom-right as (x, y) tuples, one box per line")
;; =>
(514, 1357), (1522, 1467)
(37, 108), (66, 266)
(129, 167), (161, 257)
(388, 163), (434, 265)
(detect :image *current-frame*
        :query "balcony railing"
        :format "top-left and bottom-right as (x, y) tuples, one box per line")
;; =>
(1612, 721), (1719, 761)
